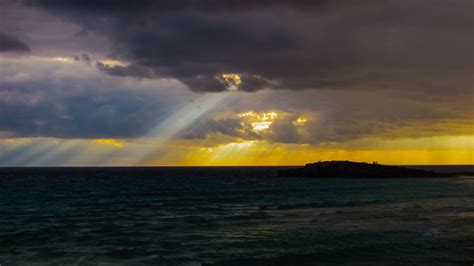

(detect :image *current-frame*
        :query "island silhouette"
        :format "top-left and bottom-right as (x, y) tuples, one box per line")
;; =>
(279, 161), (474, 178)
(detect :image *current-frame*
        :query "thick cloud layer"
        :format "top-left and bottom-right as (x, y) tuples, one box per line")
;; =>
(26, 0), (473, 92)
(0, 0), (472, 144)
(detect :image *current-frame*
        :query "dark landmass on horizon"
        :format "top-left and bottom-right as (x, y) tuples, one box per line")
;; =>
(279, 161), (474, 178)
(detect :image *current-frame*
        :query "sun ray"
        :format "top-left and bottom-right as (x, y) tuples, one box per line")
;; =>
(96, 92), (233, 165)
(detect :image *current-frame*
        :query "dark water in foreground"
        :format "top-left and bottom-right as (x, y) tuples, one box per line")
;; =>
(0, 166), (473, 265)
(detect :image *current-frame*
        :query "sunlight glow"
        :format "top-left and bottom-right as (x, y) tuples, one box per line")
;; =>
(239, 111), (279, 131)
(176, 137), (474, 166)
(294, 117), (308, 125)
(49, 57), (75, 63)
(251, 122), (272, 131)
(92, 139), (125, 148)
(2, 135), (473, 166)
(222, 73), (241, 91)
(99, 59), (127, 66)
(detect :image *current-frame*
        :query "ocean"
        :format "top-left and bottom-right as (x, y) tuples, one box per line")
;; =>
(0, 166), (473, 265)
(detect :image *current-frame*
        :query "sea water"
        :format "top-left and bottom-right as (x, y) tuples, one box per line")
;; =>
(0, 166), (473, 265)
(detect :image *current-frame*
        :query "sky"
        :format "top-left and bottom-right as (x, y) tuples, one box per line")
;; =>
(0, 0), (473, 166)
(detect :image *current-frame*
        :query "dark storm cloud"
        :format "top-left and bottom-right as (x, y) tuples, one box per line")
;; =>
(26, 0), (473, 92)
(0, 33), (31, 52)
(96, 61), (156, 79)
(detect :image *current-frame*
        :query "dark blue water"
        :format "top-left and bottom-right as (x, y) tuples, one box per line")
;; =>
(1, 167), (473, 265)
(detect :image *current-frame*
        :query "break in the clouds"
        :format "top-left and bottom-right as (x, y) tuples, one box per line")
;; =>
(23, 0), (473, 92)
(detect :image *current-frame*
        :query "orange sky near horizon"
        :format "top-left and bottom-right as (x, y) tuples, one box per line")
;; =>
(141, 138), (474, 166)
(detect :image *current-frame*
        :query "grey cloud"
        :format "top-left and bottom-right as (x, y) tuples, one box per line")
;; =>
(181, 75), (228, 92)
(81, 53), (91, 65)
(75, 28), (89, 37)
(0, 71), (184, 139)
(0, 33), (31, 52)
(26, 0), (473, 92)
(73, 53), (91, 65)
(267, 119), (300, 143)
(180, 118), (245, 139)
